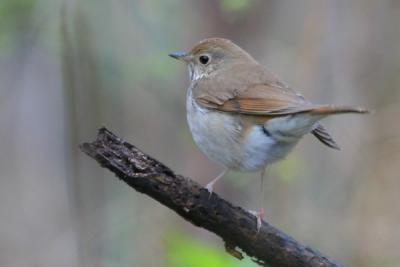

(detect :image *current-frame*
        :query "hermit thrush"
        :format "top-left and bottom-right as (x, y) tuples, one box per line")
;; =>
(169, 38), (368, 230)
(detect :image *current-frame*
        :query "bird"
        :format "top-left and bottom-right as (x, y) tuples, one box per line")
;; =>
(169, 38), (369, 231)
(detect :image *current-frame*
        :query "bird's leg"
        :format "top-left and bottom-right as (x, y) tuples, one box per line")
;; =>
(250, 166), (267, 231)
(205, 168), (228, 195)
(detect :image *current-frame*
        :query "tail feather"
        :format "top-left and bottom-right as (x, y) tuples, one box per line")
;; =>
(312, 124), (341, 150)
(308, 105), (368, 149)
(310, 105), (370, 116)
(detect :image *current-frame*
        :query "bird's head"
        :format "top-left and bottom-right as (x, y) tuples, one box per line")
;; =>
(169, 38), (255, 81)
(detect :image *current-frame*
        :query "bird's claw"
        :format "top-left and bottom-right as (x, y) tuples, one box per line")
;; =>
(249, 208), (264, 232)
(205, 183), (214, 198)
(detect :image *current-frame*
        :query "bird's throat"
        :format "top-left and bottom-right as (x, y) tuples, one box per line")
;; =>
(188, 64), (207, 81)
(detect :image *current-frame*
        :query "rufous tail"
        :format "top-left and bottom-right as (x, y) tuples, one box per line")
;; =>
(310, 105), (370, 116)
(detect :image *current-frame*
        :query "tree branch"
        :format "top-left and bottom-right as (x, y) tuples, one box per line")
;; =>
(80, 127), (344, 267)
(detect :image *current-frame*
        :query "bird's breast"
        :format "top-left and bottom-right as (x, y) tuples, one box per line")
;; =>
(186, 88), (293, 171)
(186, 89), (243, 169)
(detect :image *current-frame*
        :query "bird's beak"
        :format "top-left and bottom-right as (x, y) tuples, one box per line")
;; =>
(169, 51), (191, 62)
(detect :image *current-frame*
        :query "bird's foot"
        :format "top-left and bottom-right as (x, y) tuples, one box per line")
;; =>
(204, 169), (228, 198)
(205, 182), (214, 198)
(249, 208), (264, 232)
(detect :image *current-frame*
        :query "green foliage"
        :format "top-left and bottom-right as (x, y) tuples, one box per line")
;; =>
(166, 232), (258, 267)
(219, 0), (254, 13)
(218, 0), (255, 22)
(274, 154), (304, 183)
(0, 0), (36, 21)
(0, 0), (36, 53)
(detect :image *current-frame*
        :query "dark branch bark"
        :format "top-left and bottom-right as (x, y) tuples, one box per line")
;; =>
(80, 127), (344, 267)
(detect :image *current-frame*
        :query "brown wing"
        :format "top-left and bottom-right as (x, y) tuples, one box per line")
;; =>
(192, 63), (312, 116)
(196, 83), (314, 116)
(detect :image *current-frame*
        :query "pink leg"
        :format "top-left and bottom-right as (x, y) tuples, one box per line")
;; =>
(251, 166), (267, 231)
(205, 168), (228, 195)
(254, 208), (265, 232)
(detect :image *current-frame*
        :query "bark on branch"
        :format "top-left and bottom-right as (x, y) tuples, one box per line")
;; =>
(80, 127), (344, 267)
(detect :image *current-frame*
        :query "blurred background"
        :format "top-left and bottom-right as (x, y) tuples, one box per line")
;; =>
(1, 0), (399, 266)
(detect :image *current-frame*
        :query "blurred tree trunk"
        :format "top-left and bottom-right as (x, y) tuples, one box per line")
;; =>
(61, 2), (107, 267)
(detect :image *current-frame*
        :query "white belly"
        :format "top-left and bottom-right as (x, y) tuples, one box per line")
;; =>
(186, 90), (299, 171)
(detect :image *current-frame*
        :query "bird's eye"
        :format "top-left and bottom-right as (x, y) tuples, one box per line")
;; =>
(199, 55), (209, 65)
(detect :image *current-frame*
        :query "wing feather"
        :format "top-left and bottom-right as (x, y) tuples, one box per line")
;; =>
(192, 62), (311, 116)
